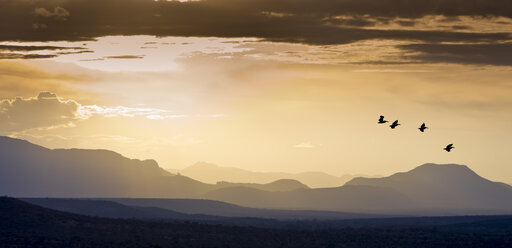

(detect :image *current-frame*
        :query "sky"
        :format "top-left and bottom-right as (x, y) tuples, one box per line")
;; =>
(1, 0), (512, 183)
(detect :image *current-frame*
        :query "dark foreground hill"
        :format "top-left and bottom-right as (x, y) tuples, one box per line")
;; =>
(103, 198), (384, 220)
(23, 198), (385, 220)
(23, 197), (385, 221)
(21, 198), (215, 220)
(2, 197), (512, 248)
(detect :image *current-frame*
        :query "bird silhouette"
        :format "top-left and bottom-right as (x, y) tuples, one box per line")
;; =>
(419, 123), (428, 132)
(378, 115), (388, 124)
(444, 144), (454, 152)
(390, 120), (400, 129)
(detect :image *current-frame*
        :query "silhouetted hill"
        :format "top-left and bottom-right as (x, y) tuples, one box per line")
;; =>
(0, 136), (215, 197)
(21, 198), (195, 219)
(216, 179), (309, 192)
(105, 198), (384, 220)
(346, 163), (512, 210)
(203, 164), (512, 215)
(178, 162), (362, 188)
(0, 136), (312, 198)
(204, 185), (417, 212)
(3, 197), (512, 248)
(4, 137), (512, 215)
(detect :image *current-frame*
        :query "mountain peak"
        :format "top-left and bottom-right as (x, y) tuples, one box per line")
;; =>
(263, 179), (310, 190)
(345, 163), (512, 209)
(215, 178), (309, 192)
(414, 163), (471, 171)
(189, 162), (220, 169)
(403, 163), (479, 179)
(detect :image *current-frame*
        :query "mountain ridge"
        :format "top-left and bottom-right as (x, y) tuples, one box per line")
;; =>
(0, 136), (310, 197)
(176, 161), (369, 188)
(345, 163), (512, 210)
(2, 136), (512, 215)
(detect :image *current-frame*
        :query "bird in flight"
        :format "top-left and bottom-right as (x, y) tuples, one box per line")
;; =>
(390, 120), (400, 129)
(378, 115), (388, 124)
(419, 123), (428, 132)
(444, 144), (454, 152)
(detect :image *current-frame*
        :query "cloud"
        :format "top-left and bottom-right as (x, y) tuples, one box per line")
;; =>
(0, 53), (57, 59)
(146, 114), (188, 120)
(104, 55), (145, 59)
(0, 44), (88, 60)
(78, 105), (170, 118)
(35, 7), (70, 21)
(0, 60), (88, 101)
(0, 92), (166, 134)
(0, 0), (510, 46)
(294, 141), (316, 148)
(0, 92), (82, 133)
(0, 1), (510, 66)
(0, 45), (84, 51)
(32, 23), (48, 30)
(399, 43), (512, 66)
(0, 91), (224, 134)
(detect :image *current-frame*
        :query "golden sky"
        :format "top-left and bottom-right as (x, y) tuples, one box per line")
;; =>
(1, 0), (512, 184)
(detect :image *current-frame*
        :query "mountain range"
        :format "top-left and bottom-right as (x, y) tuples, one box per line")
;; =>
(2, 136), (512, 215)
(206, 163), (512, 214)
(173, 162), (369, 188)
(0, 136), (306, 198)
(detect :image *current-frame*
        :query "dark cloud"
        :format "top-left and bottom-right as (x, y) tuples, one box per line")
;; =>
(324, 16), (377, 27)
(0, 53), (57, 59)
(399, 43), (512, 65)
(0, 0), (510, 45)
(0, 44), (89, 60)
(451, 25), (471, 30)
(104, 55), (145, 59)
(397, 20), (416, 27)
(56, 50), (93, 55)
(0, 44), (85, 51)
(1, 0), (511, 65)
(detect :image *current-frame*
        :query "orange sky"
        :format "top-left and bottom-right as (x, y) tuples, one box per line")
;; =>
(1, 0), (512, 184)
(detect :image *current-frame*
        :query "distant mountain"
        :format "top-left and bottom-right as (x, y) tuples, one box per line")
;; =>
(215, 179), (309, 192)
(345, 163), (512, 210)
(203, 163), (512, 215)
(204, 185), (418, 212)
(177, 162), (366, 188)
(0, 136), (309, 197)
(4, 136), (512, 215)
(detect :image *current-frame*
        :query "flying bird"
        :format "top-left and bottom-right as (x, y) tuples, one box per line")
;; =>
(419, 123), (428, 132)
(378, 115), (388, 124)
(390, 120), (400, 129)
(444, 144), (454, 152)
